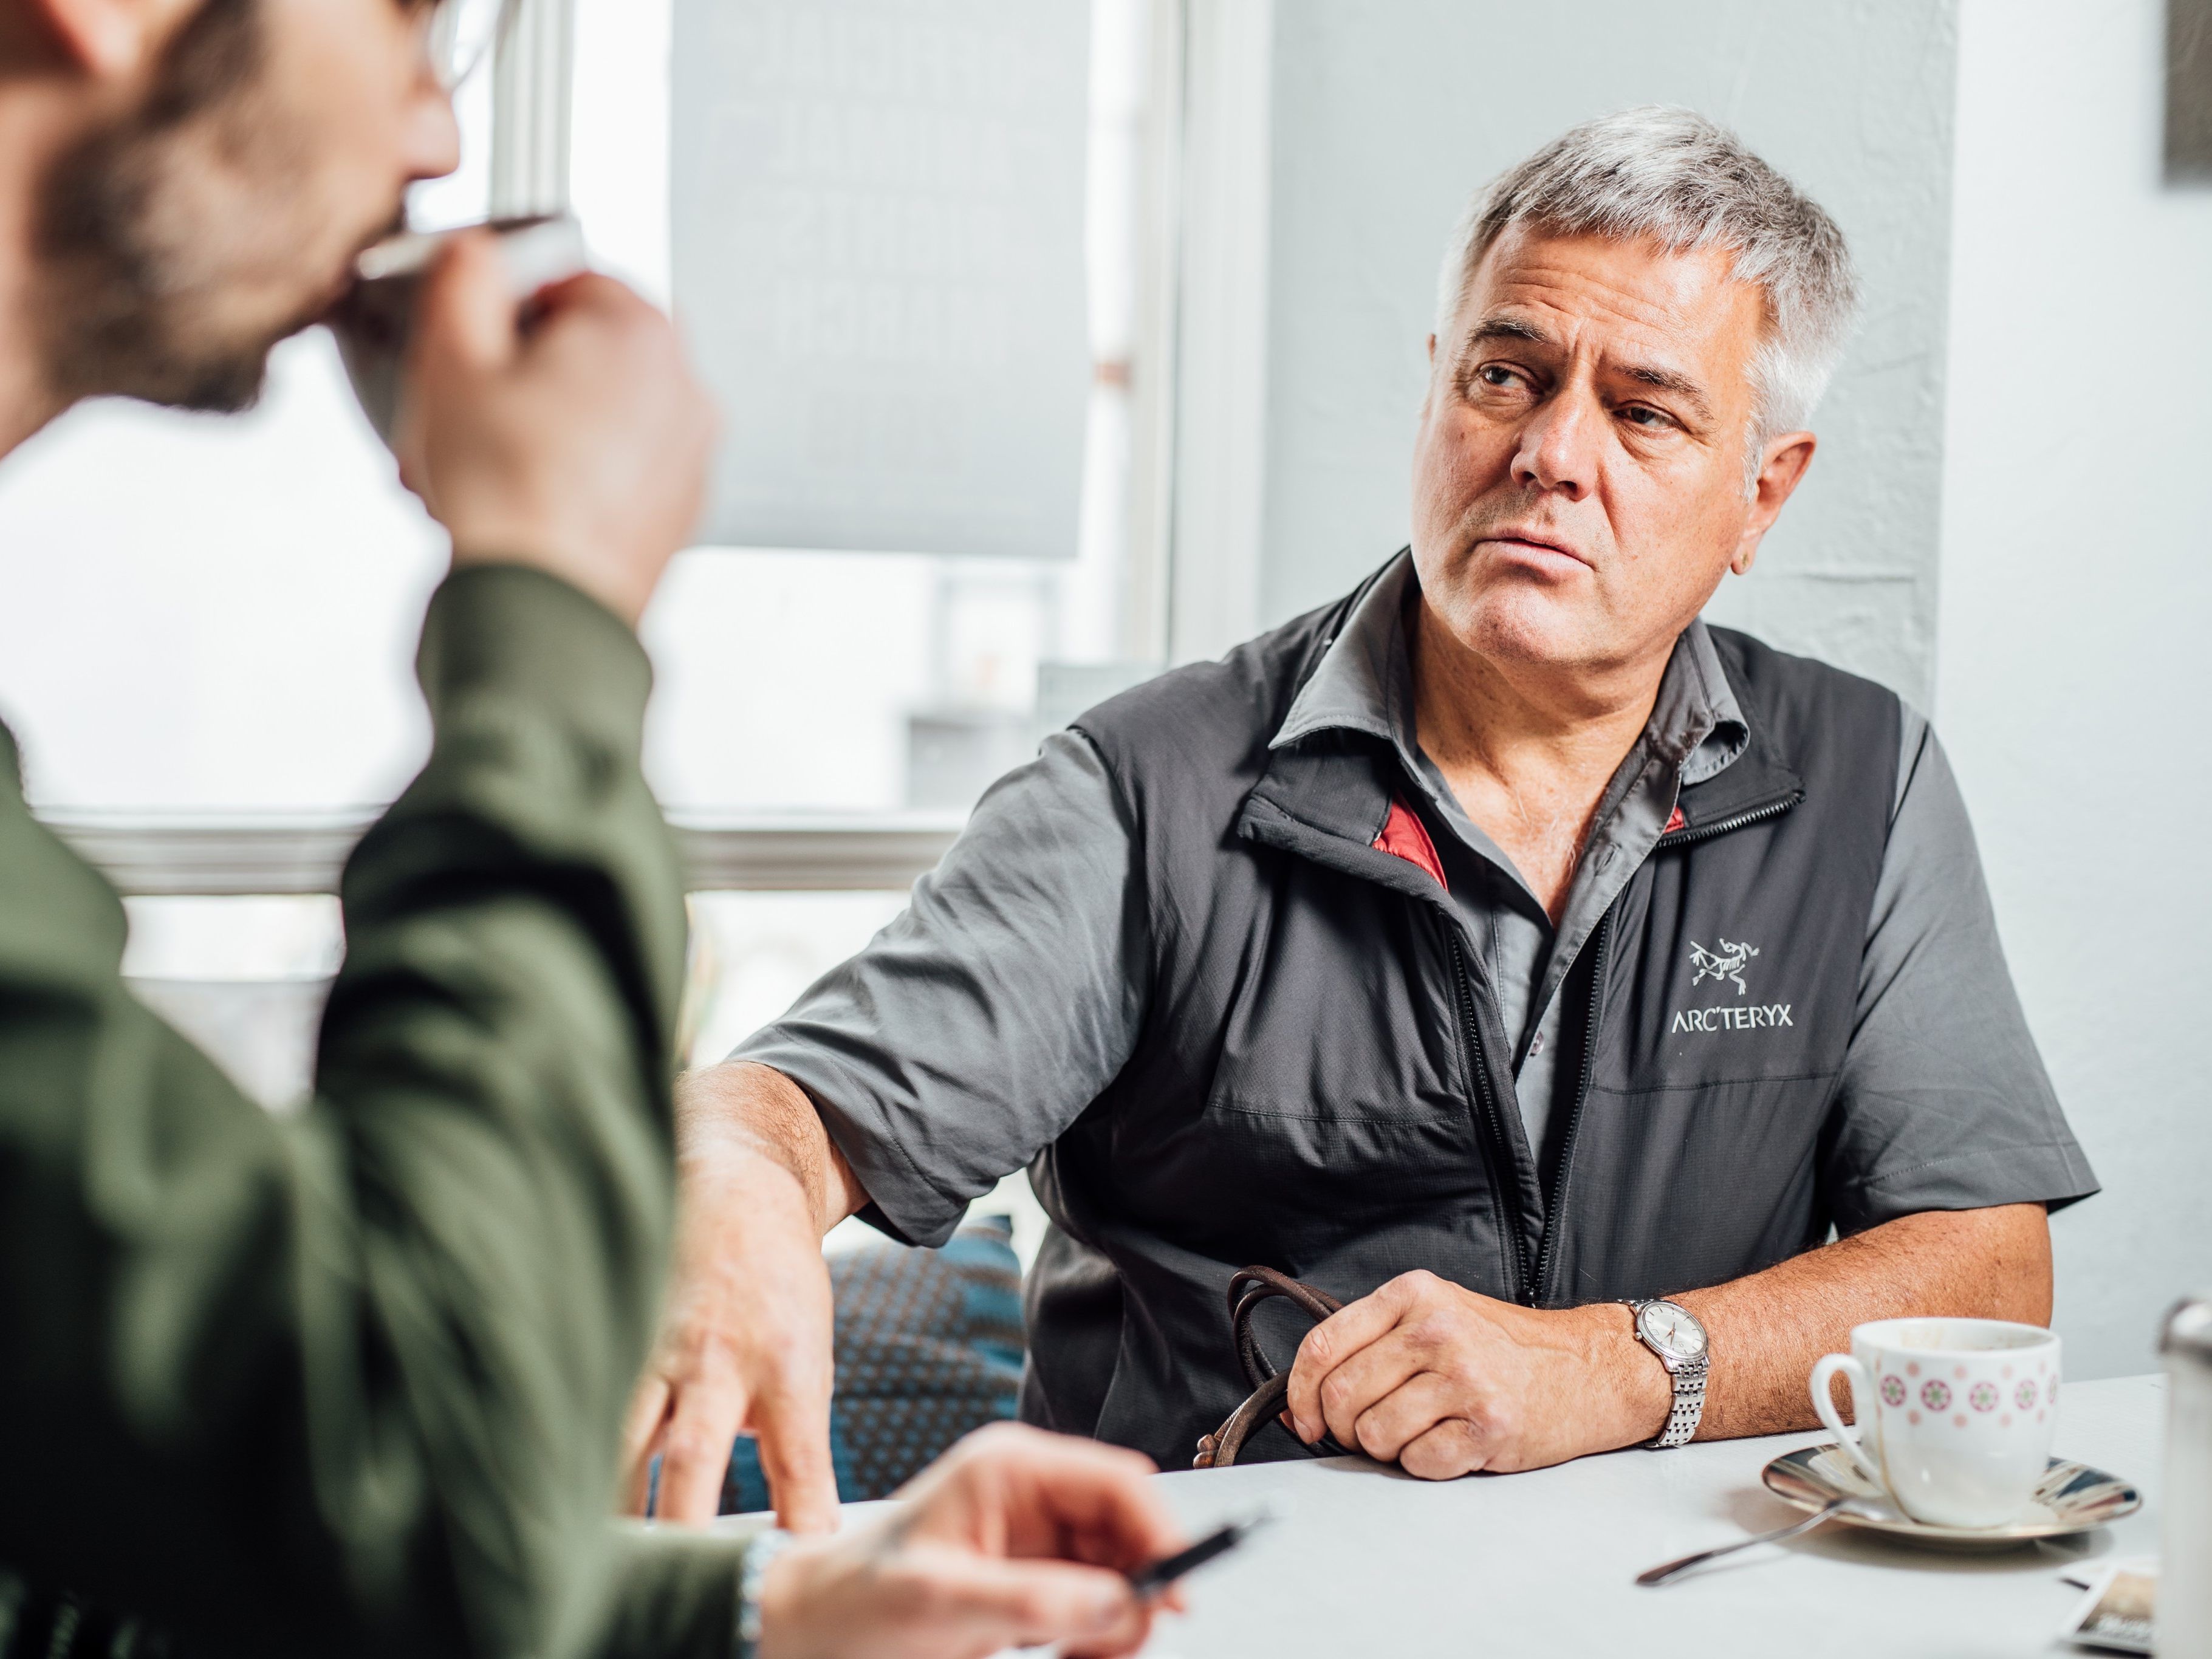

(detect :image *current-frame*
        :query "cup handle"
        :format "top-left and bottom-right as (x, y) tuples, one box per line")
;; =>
(1809, 1353), (1889, 1495)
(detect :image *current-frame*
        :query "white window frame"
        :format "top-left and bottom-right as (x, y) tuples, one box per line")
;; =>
(44, 810), (964, 896)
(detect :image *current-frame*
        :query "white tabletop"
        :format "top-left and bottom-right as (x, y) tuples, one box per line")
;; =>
(1130, 1373), (2164, 1658)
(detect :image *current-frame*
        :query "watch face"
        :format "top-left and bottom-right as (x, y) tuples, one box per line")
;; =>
(1638, 1301), (1708, 1362)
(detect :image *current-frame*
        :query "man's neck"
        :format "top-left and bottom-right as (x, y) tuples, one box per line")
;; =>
(1409, 598), (1674, 922)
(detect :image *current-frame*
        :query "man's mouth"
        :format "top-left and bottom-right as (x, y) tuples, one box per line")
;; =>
(317, 207), (414, 324)
(1478, 527), (1592, 570)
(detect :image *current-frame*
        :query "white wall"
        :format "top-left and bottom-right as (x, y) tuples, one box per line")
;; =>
(1937, 0), (2212, 1378)
(1253, 0), (1961, 708)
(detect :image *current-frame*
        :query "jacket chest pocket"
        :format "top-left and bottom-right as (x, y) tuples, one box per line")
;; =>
(1196, 895), (1473, 1143)
(1162, 909), (1489, 1238)
(1183, 1084), (1495, 1265)
(1603, 871), (1858, 1095)
(1114, 874), (1504, 1256)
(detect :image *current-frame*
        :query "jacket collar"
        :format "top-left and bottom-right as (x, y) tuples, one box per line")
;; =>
(1265, 549), (1751, 791)
(1239, 551), (1806, 877)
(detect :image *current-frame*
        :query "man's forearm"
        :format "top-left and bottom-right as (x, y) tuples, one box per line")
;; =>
(1286, 1203), (2054, 1479)
(1626, 1203), (2054, 1443)
(677, 1062), (871, 1235)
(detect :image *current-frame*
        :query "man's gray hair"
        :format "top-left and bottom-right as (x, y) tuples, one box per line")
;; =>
(1435, 106), (1858, 456)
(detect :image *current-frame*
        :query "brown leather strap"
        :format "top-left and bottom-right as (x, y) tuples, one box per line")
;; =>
(1193, 1268), (1344, 1469)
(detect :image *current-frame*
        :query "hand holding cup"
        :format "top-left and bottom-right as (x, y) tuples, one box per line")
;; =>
(334, 218), (715, 628)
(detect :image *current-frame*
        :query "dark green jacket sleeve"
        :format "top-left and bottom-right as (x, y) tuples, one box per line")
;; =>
(589, 1530), (753, 1659)
(0, 566), (697, 1659)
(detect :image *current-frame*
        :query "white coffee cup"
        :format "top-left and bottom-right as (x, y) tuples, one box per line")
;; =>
(1810, 1317), (2061, 1528)
(330, 214), (591, 449)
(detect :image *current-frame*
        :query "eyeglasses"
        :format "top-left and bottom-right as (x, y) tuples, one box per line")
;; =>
(422, 0), (519, 92)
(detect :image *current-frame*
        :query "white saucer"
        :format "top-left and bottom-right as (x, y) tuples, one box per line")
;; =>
(1761, 1443), (2141, 1546)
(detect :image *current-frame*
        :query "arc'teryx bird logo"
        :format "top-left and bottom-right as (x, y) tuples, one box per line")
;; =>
(1674, 938), (1789, 1036)
(1689, 939), (1759, 996)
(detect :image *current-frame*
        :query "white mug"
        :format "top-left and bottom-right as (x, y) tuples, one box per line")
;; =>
(1809, 1317), (2061, 1528)
(330, 215), (590, 448)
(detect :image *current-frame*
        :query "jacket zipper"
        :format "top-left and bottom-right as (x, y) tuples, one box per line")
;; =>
(1426, 789), (1799, 1309)
(1656, 790), (1803, 850)
(1445, 931), (1533, 1305)
(1514, 788), (1801, 1298)
(1529, 909), (1614, 1305)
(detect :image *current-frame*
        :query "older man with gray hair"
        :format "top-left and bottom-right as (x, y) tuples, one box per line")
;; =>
(629, 107), (2098, 1524)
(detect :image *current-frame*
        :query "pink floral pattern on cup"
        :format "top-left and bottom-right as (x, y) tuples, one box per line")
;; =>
(1970, 1382), (1999, 1412)
(1882, 1375), (1907, 1407)
(1921, 1379), (1951, 1411)
(2016, 1380), (2038, 1411)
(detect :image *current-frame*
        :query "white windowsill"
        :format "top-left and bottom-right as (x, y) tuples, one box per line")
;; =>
(38, 809), (966, 895)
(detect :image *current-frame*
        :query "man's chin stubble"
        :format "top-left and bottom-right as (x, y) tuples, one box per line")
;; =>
(1439, 585), (1620, 676)
(44, 289), (280, 414)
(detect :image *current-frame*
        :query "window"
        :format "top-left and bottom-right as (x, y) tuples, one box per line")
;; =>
(632, 0), (1165, 818)
(0, 0), (1165, 824)
(2, 1), (1173, 1200)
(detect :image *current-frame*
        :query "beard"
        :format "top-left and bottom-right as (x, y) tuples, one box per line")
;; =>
(30, 0), (325, 414)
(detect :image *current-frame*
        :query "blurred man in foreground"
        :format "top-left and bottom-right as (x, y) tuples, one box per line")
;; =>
(0, 1), (1177, 1655)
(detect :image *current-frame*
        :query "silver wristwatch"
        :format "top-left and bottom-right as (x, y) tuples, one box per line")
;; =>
(1626, 1299), (1710, 1448)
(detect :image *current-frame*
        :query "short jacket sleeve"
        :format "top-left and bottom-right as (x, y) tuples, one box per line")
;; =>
(732, 730), (1150, 1247)
(1820, 713), (2098, 1231)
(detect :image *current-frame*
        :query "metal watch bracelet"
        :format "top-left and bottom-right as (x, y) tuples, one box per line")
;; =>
(1651, 1363), (1708, 1449)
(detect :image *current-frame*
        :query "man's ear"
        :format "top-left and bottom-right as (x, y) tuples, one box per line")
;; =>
(1730, 431), (1817, 576)
(1412, 333), (1441, 422)
(28, 0), (199, 77)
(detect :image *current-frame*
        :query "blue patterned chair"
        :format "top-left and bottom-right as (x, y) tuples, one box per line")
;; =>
(719, 1216), (1025, 1510)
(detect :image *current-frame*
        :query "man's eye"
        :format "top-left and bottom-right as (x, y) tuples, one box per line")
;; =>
(1475, 364), (1522, 390)
(1620, 405), (1672, 429)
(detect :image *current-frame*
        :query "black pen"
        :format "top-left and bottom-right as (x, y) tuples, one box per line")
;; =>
(1126, 1510), (1276, 1599)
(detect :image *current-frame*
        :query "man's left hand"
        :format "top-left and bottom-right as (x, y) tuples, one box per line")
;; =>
(1284, 1271), (1666, 1477)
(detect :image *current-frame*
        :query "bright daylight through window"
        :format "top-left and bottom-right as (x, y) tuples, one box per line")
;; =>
(0, 0), (1166, 1132)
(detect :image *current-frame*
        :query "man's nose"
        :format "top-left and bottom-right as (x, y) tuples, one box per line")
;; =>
(1509, 389), (1600, 502)
(406, 83), (464, 186)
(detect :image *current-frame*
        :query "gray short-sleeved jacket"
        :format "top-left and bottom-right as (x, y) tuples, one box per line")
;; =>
(739, 555), (2096, 1471)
